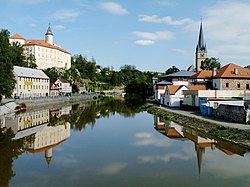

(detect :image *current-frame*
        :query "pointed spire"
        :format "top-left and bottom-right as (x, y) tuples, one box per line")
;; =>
(196, 19), (206, 52)
(46, 23), (53, 35)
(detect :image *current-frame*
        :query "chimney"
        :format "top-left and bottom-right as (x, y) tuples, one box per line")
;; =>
(212, 68), (217, 77)
(234, 68), (238, 75)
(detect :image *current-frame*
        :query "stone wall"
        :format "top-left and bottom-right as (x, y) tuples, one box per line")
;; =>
(221, 79), (250, 90)
(214, 104), (247, 123)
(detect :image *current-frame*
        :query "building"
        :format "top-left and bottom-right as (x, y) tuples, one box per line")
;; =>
(212, 63), (250, 90)
(50, 82), (59, 96)
(55, 79), (72, 95)
(195, 20), (207, 72)
(13, 66), (50, 98)
(9, 25), (71, 70)
(189, 70), (213, 87)
(154, 70), (195, 101)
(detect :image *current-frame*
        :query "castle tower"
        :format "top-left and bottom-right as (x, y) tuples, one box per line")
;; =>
(45, 148), (53, 167)
(45, 24), (53, 45)
(195, 20), (207, 72)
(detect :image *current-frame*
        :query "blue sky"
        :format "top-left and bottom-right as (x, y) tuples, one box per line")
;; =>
(1, 0), (250, 71)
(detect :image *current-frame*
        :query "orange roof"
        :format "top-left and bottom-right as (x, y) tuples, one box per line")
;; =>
(215, 63), (250, 79)
(24, 39), (70, 54)
(190, 70), (213, 79)
(10, 33), (25, 39)
(186, 85), (207, 90)
(167, 85), (182, 95)
(160, 93), (165, 97)
(166, 127), (183, 138)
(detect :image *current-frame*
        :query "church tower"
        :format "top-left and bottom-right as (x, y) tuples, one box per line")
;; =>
(195, 20), (207, 72)
(45, 24), (53, 45)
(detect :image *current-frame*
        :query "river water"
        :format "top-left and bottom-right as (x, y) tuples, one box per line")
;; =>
(1, 98), (250, 187)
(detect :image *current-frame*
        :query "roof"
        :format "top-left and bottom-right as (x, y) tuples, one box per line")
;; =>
(190, 70), (213, 79)
(59, 79), (69, 83)
(161, 70), (196, 78)
(167, 85), (183, 95)
(46, 25), (53, 35)
(186, 85), (207, 90)
(10, 33), (25, 39)
(214, 63), (250, 79)
(156, 80), (172, 85)
(14, 66), (49, 79)
(196, 21), (207, 52)
(24, 39), (70, 54)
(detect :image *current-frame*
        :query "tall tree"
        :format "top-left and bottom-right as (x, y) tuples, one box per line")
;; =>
(0, 29), (16, 100)
(201, 57), (221, 70)
(165, 66), (180, 75)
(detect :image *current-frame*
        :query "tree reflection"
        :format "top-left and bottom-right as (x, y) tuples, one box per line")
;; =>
(68, 97), (142, 131)
(0, 128), (25, 187)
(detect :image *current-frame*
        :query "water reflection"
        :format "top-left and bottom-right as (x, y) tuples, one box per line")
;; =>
(153, 115), (250, 177)
(0, 98), (141, 187)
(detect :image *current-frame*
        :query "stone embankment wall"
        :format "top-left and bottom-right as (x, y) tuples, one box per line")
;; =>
(214, 104), (247, 123)
(15, 95), (93, 109)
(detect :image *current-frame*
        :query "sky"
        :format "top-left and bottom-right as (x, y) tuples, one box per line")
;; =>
(1, 0), (250, 72)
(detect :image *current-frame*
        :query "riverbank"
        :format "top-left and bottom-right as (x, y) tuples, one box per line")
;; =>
(145, 103), (250, 148)
(0, 94), (96, 116)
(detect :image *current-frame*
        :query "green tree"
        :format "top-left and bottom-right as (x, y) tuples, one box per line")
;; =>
(201, 57), (221, 70)
(165, 66), (180, 75)
(43, 68), (60, 82)
(0, 29), (16, 100)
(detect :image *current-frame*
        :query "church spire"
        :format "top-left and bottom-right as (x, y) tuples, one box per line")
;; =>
(46, 23), (53, 36)
(196, 20), (206, 52)
(45, 24), (54, 45)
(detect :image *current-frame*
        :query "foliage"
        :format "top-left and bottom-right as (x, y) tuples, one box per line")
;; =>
(43, 68), (61, 82)
(0, 29), (16, 99)
(165, 66), (180, 75)
(72, 84), (79, 94)
(201, 57), (221, 70)
(0, 128), (25, 187)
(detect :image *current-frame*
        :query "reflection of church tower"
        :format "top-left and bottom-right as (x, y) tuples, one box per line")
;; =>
(195, 143), (205, 178)
(195, 20), (207, 72)
(45, 148), (53, 167)
(45, 24), (53, 45)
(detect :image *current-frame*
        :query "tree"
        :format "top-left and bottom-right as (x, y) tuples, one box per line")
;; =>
(165, 66), (180, 75)
(0, 29), (16, 100)
(201, 57), (221, 70)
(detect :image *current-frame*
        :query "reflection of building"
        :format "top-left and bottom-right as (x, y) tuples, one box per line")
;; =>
(183, 126), (216, 176)
(5, 109), (50, 140)
(25, 122), (71, 167)
(154, 116), (186, 140)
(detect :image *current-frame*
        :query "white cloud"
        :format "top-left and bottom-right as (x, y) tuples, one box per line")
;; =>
(54, 25), (65, 30)
(100, 2), (129, 15)
(138, 15), (193, 25)
(52, 10), (80, 21)
(100, 162), (127, 175)
(184, 0), (250, 66)
(135, 40), (155, 46)
(151, 0), (178, 7)
(133, 131), (172, 147)
(138, 153), (191, 164)
(29, 23), (36, 27)
(133, 31), (174, 41)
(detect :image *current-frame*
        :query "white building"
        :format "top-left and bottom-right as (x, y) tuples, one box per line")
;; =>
(13, 66), (50, 98)
(9, 25), (71, 70)
(55, 79), (72, 95)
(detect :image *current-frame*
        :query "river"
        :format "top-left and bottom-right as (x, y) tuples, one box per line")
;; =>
(1, 98), (250, 187)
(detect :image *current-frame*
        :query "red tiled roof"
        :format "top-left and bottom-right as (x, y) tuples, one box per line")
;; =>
(24, 39), (70, 54)
(10, 33), (25, 39)
(214, 63), (250, 79)
(167, 85), (182, 95)
(186, 85), (207, 90)
(60, 79), (68, 83)
(190, 70), (213, 79)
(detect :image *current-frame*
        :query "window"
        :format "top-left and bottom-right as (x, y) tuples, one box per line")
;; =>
(226, 83), (229, 87)
(238, 83), (240, 88)
(214, 83), (217, 87)
(19, 77), (21, 81)
(23, 85), (25, 89)
(247, 84), (249, 89)
(214, 102), (219, 109)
